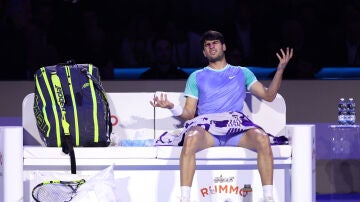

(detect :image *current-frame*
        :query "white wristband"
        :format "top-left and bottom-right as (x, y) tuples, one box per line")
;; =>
(170, 105), (183, 116)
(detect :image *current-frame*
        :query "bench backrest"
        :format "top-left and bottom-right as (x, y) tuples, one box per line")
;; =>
(23, 92), (286, 145)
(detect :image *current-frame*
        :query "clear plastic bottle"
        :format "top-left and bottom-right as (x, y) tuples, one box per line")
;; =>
(347, 98), (356, 125)
(338, 98), (347, 125)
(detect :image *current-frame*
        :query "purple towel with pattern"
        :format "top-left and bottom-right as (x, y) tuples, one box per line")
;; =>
(180, 111), (261, 137)
(155, 112), (262, 146)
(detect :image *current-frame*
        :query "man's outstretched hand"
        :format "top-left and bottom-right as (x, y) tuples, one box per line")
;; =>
(276, 47), (293, 71)
(150, 93), (174, 109)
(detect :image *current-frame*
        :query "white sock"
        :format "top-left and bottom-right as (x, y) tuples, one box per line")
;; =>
(181, 186), (191, 200)
(263, 185), (273, 198)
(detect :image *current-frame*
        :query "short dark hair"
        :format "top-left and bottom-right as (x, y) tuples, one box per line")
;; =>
(200, 30), (225, 49)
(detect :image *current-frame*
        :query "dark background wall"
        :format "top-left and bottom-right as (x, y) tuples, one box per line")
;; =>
(1, 0), (360, 123)
(1, 0), (359, 80)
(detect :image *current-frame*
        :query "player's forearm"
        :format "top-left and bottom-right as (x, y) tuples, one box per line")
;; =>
(265, 68), (284, 101)
(179, 107), (196, 121)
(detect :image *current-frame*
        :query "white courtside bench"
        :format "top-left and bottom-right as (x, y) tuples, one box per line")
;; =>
(0, 92), (315, 202)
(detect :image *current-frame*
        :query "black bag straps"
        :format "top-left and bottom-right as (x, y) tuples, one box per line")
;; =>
(80, 67), (112, 137)
(50, 72), (77, 174)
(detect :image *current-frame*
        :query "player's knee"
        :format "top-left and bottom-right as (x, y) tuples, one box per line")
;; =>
(184, 126), (202, 144)
(187, 126), (203, 137)
(252, 129), (271, 151)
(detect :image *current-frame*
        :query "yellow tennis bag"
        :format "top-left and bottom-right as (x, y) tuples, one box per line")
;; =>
(33, 61), (112, 173)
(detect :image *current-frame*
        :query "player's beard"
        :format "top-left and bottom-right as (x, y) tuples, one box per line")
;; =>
(207, 52), (225, 63)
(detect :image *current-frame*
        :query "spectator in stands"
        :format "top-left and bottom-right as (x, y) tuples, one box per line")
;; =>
(151, 30), (293, 202)
(139, 34), (188, 80)
(226, 43), (244, 66)
(0, 0), (32, 80)
(25, 0), (60, 76)
(325, 1), (360, 66)
(76, 3), (114, 79)
(268, 19), (321, 79)
(116, 16), (154, 67)
(224, 0), (268, 66)
(159, 19), (207, 67)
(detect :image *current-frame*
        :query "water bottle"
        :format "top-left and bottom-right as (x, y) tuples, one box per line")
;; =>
(347, 98), (356, 125)
(241, 184), (252, 202)
(338, 98), (347, 125)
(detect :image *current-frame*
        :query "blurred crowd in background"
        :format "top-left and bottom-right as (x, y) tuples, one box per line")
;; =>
(0, 0), (359, 80)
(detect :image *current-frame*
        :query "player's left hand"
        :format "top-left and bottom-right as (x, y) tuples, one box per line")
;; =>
(276, 47), (293, 71)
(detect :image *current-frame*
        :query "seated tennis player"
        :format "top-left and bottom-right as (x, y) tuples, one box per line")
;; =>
(151, 30), (293, 202)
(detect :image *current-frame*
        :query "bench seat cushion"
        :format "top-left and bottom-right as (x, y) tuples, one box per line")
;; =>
(156, 145), (292, 160)
(23, 145), (291, 160)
